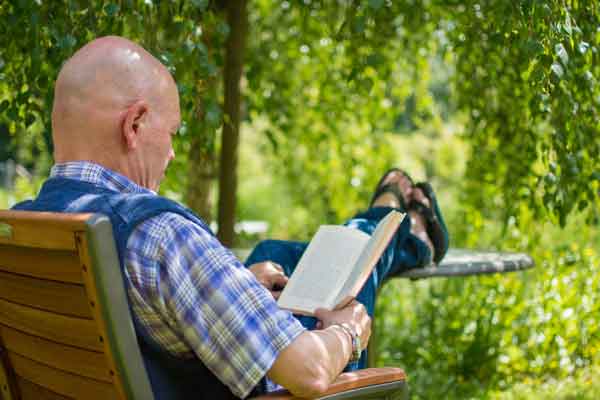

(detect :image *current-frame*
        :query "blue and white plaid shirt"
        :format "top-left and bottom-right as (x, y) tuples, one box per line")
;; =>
(50, 162), (305, 398)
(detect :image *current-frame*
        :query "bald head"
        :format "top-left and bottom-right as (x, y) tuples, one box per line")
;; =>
(51, 36), (180, 190)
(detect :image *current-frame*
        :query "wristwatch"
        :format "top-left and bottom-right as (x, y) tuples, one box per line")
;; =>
(336, 323), (362, 363)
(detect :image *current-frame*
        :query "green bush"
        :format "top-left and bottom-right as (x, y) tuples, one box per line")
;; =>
(490, 364), (600, 400)
(374, 208), (599, 399)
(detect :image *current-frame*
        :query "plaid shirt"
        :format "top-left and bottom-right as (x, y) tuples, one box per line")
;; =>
(50, 162), (305, 398)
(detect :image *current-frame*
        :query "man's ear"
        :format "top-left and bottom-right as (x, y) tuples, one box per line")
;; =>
(122, 100), (148, 150)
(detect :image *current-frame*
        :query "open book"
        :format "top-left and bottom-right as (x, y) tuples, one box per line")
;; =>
(277, 210), (405, 316)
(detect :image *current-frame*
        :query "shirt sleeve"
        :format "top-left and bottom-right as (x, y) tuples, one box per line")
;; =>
(124, 212), (306, 398)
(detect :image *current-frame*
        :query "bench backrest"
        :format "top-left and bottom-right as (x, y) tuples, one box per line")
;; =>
(0, 210), (154, 400)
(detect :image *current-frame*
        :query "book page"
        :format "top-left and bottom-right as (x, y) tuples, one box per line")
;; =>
(277, 226), (370, 315)
(333, 211), (404, 307)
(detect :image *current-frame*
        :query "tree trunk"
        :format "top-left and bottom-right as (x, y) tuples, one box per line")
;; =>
(185, 27), (219, 223)
(186, 131), (216, 223)
(217, 0), (247, 247)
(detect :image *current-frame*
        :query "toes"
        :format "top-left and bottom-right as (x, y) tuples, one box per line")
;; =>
(381, 171), (402, 186)
(382, 171), (413, 205)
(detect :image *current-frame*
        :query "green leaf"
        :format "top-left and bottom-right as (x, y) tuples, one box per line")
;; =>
(525, 39), (544, 57)
(529, 65), (545, 83)
(58, 34), (77, 49)
(0, 100), (9, 114)
(554, 43), (568, 66)
(36, 75), (48, 89)
(360, 77), (374, 92)
(191, 0), (209, 11)
(205, 102), (222, 126)
(347, 66), (360, 82)
(104, 3), (120, 17)
(368, 0), (385, 10)
(562, 13), (573, 36)
(25, 112), (36, 127)
(366, 53), (384, 67)
(196, 42), (208, 56)
(216, 21), (230, 38)
(353, 16), (366, 34)
(578, 41), (590, 54)
(544, 173), (557, 185)
(550, 62), (564, 79)
(540, 4), (552, 17)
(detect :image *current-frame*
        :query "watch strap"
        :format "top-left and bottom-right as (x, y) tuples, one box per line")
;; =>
(336, 323), (361, 363)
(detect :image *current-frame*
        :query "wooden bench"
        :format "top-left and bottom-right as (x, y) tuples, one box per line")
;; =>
(0, 210), (408, 400)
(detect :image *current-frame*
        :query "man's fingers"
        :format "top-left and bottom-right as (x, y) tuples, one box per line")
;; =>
(271, 273), (288, 288)
(313, 307), (331, 321)
(269, 262), (284, 273)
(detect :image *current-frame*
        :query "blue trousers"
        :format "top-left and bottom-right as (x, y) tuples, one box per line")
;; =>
(245, 206), (431, 370)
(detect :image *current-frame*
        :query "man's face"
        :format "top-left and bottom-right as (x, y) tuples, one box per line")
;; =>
(140, 84), (180, 192)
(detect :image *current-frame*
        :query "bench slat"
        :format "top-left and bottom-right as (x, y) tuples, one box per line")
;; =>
(1, 326), (112, 383)
(0, 221), (77, 251)
(0, 299), (103, 352)
(0, 245), (83, 284)
(251, 367), (407, 399)
(17, 377), (72, 400)
(0, 211), (90, 251)
(0, 271), (92, 318)
(9, 353), (118, 400)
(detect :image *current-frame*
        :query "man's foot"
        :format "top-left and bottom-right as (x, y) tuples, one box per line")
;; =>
(408, 187), (435, 261)
(409, 182), (449, 264)
(370, 169), (414, 209)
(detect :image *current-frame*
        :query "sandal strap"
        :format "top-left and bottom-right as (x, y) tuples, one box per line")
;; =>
(414, 182), (449, 264)
(369, 168), (413, 210)
(369, 183), (407, 210)
(408, 200), (435, 222)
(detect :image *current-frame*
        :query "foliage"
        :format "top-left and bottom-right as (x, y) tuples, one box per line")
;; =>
(374, 205), (599, 399)
(247, 0), (599, 230)
(3, 1), (598, 228)
(246, 0), (453, 235)
(490, 364), (600, 400)
(0, 0), (227, 195)
(446, 1), (600, 228)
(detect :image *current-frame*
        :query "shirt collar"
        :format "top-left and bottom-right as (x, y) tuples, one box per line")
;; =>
(50, 161), (155, 195)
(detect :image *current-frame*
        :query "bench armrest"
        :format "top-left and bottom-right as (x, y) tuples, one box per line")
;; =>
(250, 367), (407, 399)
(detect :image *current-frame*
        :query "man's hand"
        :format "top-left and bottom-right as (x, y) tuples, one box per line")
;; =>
(269, 300), (371, 397)
(314, 300), (371, 349)
(249, 261), (288, 299)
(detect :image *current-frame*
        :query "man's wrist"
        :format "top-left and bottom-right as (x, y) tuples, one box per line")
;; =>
(334, 323), (361, 363)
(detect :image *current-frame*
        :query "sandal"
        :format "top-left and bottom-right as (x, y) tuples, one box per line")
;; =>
(369, 168), (414, 210)
(409, 182), (449, 263)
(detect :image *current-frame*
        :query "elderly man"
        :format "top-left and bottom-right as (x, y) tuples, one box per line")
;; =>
(13, 36), (447, 399)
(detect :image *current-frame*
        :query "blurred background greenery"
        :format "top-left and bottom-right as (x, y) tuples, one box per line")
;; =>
(1, 0), (599, 398)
